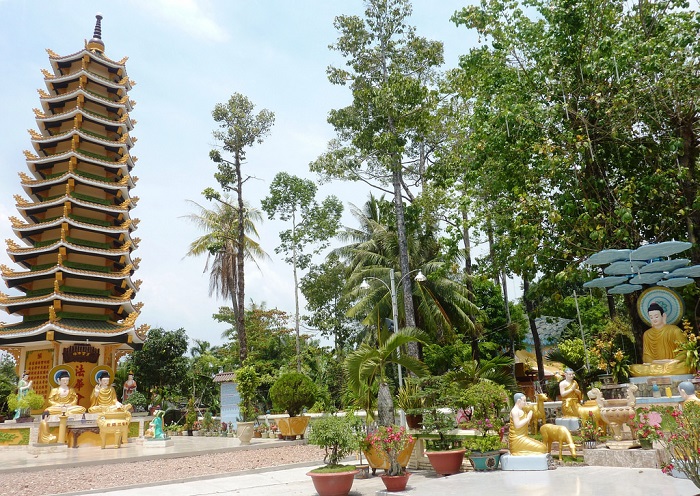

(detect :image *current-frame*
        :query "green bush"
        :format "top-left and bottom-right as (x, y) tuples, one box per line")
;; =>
(308, 414), (362, 468)
(235, 366), (260, 421)
(270, 372), (316, 417)
(126, 391), (148, 412)
(7, 390), (45, 416)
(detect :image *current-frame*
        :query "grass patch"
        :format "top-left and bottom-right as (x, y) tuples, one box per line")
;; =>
(308, 464), (357, 474)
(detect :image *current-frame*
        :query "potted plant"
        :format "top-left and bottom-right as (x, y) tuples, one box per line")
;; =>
(396, 379), (423, 429)
(364, 425), (414, 491)
(7, 390), (44, 422)
(270, 372), (316, 439)
(633, 408), (663, 449)
(306, 414), (362, 496)
(421, 409), (466, 475)
(235, 366), (259, 445)
(660, 401), (700, 490)
(126, 391), (148, 414)
(459, 381), (508, 471)
(185, 398), (197, 436)
(579, 412), (602, 449)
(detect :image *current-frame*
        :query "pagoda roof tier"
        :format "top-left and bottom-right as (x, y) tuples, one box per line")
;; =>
(47, 49), (132, 87)
(15, 191), (134, 215)
(10, 216), (136, 240)
(20, 170), (136, 195)
(1, 271), (138, 297)
(6, 238), (135, 263)
(39, 86), (134, 114)
(2, 263), (137, 286)
(0, 319), (145, 348)
(34, 106), (134, 133)
(43, 70), (134, 98)
(24, 150), (135, 176)
(0, 289), (135, 314)
(29, 127), (136, 150)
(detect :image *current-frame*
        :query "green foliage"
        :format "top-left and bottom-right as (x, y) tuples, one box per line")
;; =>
(0, 353), (17, 416)
(421, 409), (458, 451)
(396, 378), (422, 412)
(235, 366), (260, 421)
(126, 391), (148, 412)
(7, 390), (44, 413)
(131, 328), (190, 407)
(186, 397), (197, 430)
(464, 434), (503, 453)
(660, 402), (700, 489)
(270, 372), (316, 417)
(458, 381), (508, 425)
(308, 414), (363, 467)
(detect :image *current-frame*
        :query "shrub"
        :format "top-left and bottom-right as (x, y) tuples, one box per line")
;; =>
(270, 372), (316, 417)
(308, 414), (362, 468)
(236, 366), (260, 421)
(7, 390), (45, 416)
(126, 391), (148, 412)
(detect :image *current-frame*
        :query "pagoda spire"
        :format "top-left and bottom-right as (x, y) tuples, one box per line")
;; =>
(86, 13), (105, 53)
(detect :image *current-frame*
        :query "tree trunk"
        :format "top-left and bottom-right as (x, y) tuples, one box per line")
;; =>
(625, 292), (645, 364)
(523, 276), (545, 384)
(461, 208), (479, 362)
(377, 381), (394, 427)
(235, 152), (247, 362)
(393, 164), (418, 359)
(292, 211), (301, 372)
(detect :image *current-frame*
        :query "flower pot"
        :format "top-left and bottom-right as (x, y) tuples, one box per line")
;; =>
(405, 413), (423, 429)
(277, 415), (309, 440)
(363, 439), (416, 475)
(468, 450), (502, 471)
(237, 421), (255, 445)
(639, 438), (653, 450)
(426, 449), (466, 476)
(306, 469), (358, 496)
(254, 431), (262, 438)
(269, 431), (277, 439)
(583, 440), (596, 449)
(380, 472), (411, 492)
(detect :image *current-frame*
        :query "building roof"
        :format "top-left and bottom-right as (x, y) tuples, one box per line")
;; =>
(213, 372), (235, 383)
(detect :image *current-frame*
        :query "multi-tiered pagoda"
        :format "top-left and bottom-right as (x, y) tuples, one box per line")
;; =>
(0, 15), (147, 409)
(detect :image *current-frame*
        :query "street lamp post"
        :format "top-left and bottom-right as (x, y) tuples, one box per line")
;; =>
(360, 268), (426, 390)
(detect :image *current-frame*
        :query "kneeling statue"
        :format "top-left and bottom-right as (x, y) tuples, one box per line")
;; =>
(509, 393), (548, 455)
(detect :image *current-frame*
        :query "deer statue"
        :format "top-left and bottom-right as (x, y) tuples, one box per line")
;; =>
(522, 393), (548, 435)
(540, 424), (577, 460)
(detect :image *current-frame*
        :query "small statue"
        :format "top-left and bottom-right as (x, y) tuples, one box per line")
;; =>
(122, 372), (137, 403)
(630, 303), (690, 376)
(678, 381), (700, 410)
(540, 424), (576, 460)
(559, 368), (582, 418)
(13, 371), (32, 419)
(89, 371), (133, 413)
(508, 393), (548, 455)
(47, 371), (86, 415)
(38, 411), (57, 444)
(145, 410), (166, 439)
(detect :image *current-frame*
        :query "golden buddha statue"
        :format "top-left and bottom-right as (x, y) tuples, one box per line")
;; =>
(508, 393), (548, 455)
(89, 371), (133, 413)
(46, 371), (86, 415)
(629, 303), (691, 377)
(559, 369), (582, 418)
(38, 411), (57, 444)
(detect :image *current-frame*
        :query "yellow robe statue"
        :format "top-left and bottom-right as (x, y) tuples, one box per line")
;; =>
(508, 411), (548, 455)
(89, 386), (132, 413)
(47, 386), (86, 415)
(630, 324), (690, 376)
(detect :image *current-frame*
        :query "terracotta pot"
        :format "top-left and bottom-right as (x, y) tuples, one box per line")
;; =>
(425, 449), (466, 476)
(306, 469), (358, 496)
(380, 472), (411, 491)
(405, 413), (423, 429)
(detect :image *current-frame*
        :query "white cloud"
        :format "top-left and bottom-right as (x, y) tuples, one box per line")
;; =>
(133, 0), (230, 43)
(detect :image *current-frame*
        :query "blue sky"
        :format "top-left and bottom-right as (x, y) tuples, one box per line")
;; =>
(0, 0), (502, 349)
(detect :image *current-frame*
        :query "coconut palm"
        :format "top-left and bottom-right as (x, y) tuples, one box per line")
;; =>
(183, 199), (268, 361)
(338, 195), (478, 345)
(345, 326), (429, 426)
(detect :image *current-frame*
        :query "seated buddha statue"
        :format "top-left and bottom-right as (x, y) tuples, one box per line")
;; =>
(629, 303), (691, 377)
(88, 371), (133, 413)
(508, 393), (548, 455)
(46, 371), (86, 415)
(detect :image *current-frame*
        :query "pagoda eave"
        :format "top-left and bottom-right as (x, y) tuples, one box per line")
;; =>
(0, 322), (143, 348)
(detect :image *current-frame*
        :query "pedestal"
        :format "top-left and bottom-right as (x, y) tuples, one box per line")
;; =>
(555, 417), (580, 431)
(144, 438), (174, 448)
(57, 414), (68, 444)
(500, 453), (548, 471)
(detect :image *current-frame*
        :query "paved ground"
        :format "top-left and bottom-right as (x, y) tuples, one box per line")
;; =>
(1, 436), (698, 496)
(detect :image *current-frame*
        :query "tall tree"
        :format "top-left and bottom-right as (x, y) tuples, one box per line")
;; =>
(311, 0), (444, 358)
(204, 93), (275, 362)
(183, 199), (268, 363)
(261, 173), (343, 371)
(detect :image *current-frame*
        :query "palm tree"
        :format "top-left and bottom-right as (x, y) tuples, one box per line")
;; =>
(446, 354), (517, 390)
(345, 326), (429, 426)
(338, 195), (478, 346)
(183, 199), (268, 362)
